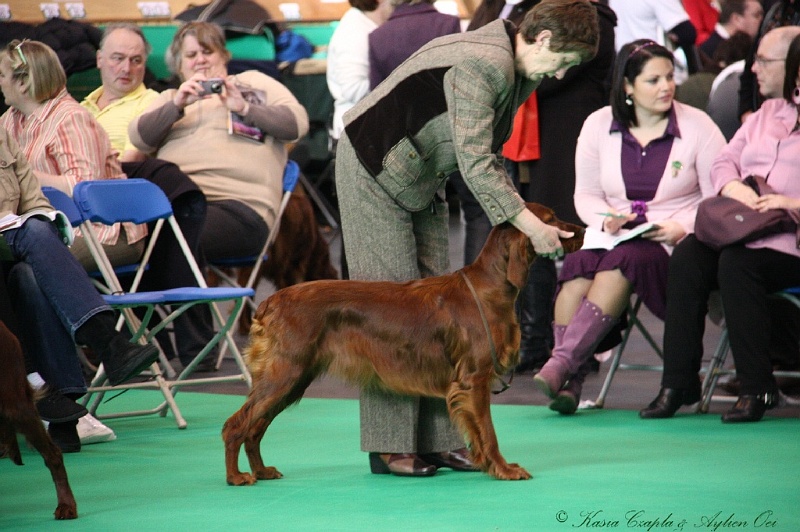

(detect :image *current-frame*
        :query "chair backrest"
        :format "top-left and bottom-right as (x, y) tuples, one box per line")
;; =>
(41, 187), (82, 227)
(283, 159), (300, 195)
(73, 178), (173, 225)
(72, 178), (208, 295)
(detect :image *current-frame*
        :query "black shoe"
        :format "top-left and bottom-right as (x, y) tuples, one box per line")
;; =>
(419, 448), (479, 472)
(36, 389), (88, 423)
(639, 387), (701, 419)
(368, 453), (437, 477)
(721, 393), (779, 423)
(48, 420), (81, 453)
(102, 336), (160, 386)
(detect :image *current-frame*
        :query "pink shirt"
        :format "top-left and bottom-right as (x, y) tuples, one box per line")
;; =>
(710, 98), (800, 258)
(0, 89), (145, 245)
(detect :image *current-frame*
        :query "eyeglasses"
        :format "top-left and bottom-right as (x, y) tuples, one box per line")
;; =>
(754, 54), (785, 67)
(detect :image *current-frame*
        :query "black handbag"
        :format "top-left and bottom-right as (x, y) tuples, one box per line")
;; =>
(694, 175), (800, 250)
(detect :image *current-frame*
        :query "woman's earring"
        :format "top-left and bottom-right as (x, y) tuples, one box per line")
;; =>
(625, 94), (634, 106)
(793, 85), (800, 106)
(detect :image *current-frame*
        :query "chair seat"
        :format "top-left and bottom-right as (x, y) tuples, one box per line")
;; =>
(158, 287), (255, 302)
(102, 292), (166, 306)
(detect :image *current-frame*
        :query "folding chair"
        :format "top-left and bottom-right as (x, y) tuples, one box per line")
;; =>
(71, 178), (254, 429)
(42, 186), (178, 378)
(207, 159), (300, 320)
(699, 290), (800, 413)
(590, 296), (664, 409)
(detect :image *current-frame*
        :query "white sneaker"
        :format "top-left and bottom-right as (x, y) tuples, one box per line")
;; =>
(77, 414), (117, 445)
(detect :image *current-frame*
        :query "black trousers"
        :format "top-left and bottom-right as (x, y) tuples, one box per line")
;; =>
(122, 159), (215, 365)
(662, 235), (800, 395)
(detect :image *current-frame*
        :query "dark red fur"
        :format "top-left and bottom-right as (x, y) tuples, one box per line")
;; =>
(222, 203), (584, 483)
(0, 321), (77, 519)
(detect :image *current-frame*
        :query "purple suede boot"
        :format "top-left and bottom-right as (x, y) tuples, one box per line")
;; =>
(534, 297), (617, 402)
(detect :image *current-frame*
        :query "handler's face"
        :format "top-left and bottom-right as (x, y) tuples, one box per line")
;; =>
(516, 33), (581, 81)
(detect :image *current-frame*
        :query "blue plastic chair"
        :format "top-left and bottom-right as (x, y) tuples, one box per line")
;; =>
(71, 178), (254, 428)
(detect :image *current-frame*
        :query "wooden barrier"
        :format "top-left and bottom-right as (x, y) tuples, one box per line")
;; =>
(0, 0), (473, 24)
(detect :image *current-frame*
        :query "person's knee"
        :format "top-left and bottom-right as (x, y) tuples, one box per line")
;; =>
(7, 262), (37, 294)
(172, 190), (207, 220)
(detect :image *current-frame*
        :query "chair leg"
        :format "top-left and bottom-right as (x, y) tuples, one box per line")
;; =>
(593, 297), (664, 409)
(698, 328), (730, 413)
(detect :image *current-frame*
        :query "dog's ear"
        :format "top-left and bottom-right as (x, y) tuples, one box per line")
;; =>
(506, 230), (532, 289)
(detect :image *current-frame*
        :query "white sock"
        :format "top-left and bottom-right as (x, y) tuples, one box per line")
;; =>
(27, 372), (46, 390)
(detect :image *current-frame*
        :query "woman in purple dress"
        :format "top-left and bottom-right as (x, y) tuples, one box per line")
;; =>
(532, 40), (726, 414)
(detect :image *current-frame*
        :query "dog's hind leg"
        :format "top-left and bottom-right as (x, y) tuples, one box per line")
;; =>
(223, 360), (316, 486)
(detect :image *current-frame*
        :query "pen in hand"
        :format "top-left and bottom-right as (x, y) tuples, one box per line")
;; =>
(596, 212), (629, 219)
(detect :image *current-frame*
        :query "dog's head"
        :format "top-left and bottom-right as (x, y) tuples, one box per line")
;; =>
(504, 203), (585, 288)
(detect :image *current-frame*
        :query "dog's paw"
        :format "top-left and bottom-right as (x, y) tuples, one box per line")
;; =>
(490, 462), (532, 481)
(54, 503), (78, 520)
(227, 472), (258, 486)
(255, 466), (283, 480)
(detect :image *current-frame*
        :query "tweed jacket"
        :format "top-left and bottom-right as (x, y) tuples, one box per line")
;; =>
(343, 19), (536, 225)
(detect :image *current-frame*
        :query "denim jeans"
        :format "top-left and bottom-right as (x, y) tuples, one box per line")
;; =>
(9, 262), (87, 395)
(4, 218), (110, 394)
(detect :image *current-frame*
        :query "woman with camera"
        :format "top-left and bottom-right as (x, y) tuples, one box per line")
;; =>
(129, 21), (309, 261)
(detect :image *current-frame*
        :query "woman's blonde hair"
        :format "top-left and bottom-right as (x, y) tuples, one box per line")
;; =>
(2, 40), (66, 103)
(165, 21), (232, 78)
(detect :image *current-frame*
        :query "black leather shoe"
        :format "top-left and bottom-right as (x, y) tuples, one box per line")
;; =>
(639, 387), (701, 419)
(368, 453), (437, 477)
(721, 393), (779, 423)
(36, 389), (88, 423)
(102, 337), (160, 386)
(420, 448), (479, 472)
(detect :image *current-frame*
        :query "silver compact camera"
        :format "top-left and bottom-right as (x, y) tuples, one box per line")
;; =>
(199, 78), (224, 95)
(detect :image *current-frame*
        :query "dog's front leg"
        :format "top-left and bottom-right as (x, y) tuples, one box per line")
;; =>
(447, 374), (531, 480)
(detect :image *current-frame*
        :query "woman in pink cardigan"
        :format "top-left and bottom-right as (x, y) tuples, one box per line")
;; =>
(533, 40), (725, 414)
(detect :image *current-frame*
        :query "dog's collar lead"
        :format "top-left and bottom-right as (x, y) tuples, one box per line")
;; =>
(459, 270), (512, 394)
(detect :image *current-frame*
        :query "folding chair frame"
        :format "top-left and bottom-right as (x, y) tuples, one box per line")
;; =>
(591, 296), (664, 409)
(699, 291), (800, 413)
(207, 160), (300, 366)
(71, 179), (254, 428)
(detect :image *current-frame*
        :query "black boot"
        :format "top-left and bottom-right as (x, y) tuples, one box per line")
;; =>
(515, 258), (556, 373)
(75, 312), (159, 386)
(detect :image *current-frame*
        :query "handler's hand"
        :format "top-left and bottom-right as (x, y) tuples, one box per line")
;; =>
(510, 208), (571, 260)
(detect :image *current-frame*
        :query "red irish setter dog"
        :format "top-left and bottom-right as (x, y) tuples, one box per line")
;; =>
(222, 203), (584, 483)
(0, 321), (77, 519)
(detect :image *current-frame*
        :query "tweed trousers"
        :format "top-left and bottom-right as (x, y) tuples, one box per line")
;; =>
(335, 133), (465, 453)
